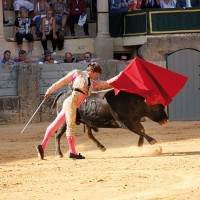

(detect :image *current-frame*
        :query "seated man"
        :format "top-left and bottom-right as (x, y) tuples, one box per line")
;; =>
(12, 0), (34, 17)
(119, 54), (131, 63)
(14, 50), (32, 63)
(0, 50), (15, 68)
(120, 55), (128, 61)
(63, 52), (77, 63)
(80, 52), (97, 63)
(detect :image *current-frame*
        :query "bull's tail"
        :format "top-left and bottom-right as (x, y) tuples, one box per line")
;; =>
(51, 91), (65, 109)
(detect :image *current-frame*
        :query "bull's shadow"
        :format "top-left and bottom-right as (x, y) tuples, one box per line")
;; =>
(52, 89), (169, 157)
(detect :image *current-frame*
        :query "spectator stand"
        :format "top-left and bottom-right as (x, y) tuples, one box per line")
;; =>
(3, 0), (97, 42)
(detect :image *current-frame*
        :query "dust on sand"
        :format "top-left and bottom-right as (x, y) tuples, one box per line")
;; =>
(0, 121), (200, 200)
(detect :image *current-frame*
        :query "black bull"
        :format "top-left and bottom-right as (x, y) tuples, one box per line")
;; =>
(52, 89), (169, 157)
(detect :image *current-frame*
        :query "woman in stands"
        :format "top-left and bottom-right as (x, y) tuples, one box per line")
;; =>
(42, 50), (57, 64)
(13, 7), (35, 54)
(33, 0), (51, 37)
(53, 0), (70, 34)
(39, 9), (57, 54)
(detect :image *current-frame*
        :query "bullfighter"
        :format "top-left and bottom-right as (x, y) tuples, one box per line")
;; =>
(36, 62), (111, 160)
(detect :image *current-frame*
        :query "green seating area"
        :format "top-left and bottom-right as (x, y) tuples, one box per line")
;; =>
(109, 8), (200, 37)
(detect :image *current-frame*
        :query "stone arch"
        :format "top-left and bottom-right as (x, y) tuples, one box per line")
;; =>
(138, 34), (200, 62)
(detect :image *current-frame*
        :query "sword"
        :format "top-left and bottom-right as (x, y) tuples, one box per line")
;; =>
(20, 99), (46, 134)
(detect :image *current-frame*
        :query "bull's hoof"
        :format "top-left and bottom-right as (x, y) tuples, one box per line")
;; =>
(138, 143), (143, 148)
(150, 139), (157, 145)
(36, 145), (44, 160)
(55, 152), (63, 158)
(138, 140), (144, 147)
(138, 139), (144, 147)
(100, 147), (106, 152)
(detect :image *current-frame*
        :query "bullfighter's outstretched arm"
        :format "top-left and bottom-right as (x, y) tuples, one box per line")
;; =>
(92, 74), (120, 89)
(44, 70), (80, 98)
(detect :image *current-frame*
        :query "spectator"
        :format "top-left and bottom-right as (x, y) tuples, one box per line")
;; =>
(160, 0), (176, 8)
(0, 50), (15, 68)
(80, 52), (97, 63)
(53, 0), (70, 33)
(176, 0), (198, 8)
(42, 50), (58, 64)
(12, 8), (35, 54)
(39, 9), (57, 54)
(14, 50), (33, 63)
(110, 0), (129, 12)
(12, 0), (34, 17)
(120, 54), (131, 63)
(120, 55), (128, 61)
(63, 52), (77, 63)
(68, 0), (89, 36)
(140, 0), (161, 8)
(33, 0), (51, 37)
(127, 0), (142, 11)
(91, 0), (97, 20)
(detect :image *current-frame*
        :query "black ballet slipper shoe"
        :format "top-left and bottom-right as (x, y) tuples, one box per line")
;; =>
(69, 153), (85, 159)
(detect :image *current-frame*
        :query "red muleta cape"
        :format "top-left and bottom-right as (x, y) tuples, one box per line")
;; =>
(109, 57), (188, 107)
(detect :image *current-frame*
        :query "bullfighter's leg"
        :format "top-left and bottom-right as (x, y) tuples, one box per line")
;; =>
(36, 109), (66, 159)
(64, 93), (85, 159)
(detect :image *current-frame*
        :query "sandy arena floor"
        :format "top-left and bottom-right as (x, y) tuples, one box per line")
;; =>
(0, 121), (200, 200)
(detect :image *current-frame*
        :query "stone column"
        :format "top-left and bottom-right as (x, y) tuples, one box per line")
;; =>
(96, 0), (110, 38)
(17, 63), (41, 123)
(94, 0), (113, 59)
(0, 1), (4, 39)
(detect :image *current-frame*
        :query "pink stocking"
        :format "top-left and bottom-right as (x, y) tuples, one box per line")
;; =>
(41, 109), (66, 150)
(67, 136), (78, 155)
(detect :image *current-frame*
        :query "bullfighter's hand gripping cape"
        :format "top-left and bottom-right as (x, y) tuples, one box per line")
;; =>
(109, 57), (188, 107)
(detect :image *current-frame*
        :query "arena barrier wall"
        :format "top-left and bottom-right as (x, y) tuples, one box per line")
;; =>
(0, 60), (127, 125)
